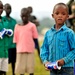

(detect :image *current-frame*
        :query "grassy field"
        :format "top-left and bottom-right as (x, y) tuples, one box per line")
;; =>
(7, 40), (50, 75)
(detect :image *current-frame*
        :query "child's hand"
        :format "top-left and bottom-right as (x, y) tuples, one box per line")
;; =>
(57, 59), (65, 66)
(44, 62), (51, 71)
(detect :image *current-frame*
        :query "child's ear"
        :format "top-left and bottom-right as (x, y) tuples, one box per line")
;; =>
(52, 14), (54, 18)
(67, 15), (69, 20)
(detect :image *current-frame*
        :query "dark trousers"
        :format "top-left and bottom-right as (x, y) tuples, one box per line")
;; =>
(50, 67), (74, 75)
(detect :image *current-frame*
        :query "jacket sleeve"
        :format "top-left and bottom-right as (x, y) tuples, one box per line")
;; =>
(63, 30), (75, 64)
(40, 32), (49, 64)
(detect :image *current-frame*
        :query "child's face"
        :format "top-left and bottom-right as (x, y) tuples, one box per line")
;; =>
(0, 2), (3, 16)
(5, 5), (11, 15)
(21, 10), (29, 24)
(52, 5), (69, 25)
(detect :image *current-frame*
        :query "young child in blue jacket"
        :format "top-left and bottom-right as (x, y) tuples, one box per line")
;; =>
(40, 2), (75, 75)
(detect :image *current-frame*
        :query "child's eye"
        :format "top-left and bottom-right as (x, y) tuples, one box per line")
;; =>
(55, 13), (59, 15)
(62, 13), (66, 15)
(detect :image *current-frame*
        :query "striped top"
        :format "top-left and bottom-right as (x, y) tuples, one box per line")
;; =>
(40, 24), (75, 67)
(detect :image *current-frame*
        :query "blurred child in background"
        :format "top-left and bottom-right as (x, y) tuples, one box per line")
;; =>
(67, 1), (75, 32)
(27, 6), (41, 62)
(13, 8), (38, 75)
(3, 3), (17, 75)
(0, 1), (12, 75)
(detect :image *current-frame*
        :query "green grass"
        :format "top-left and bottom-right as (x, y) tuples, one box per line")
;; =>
(7, 40), (50, 75)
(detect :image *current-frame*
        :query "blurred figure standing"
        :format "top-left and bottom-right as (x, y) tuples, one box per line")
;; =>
(3, 3), (17, 75)
(27, 6), (41, 62)
(66, 0), (75, 32)
(27, 6), (40, 27)
(13, 7), (38, 75)
(67, 0), (74, 15)
(0, 1), (12, 75)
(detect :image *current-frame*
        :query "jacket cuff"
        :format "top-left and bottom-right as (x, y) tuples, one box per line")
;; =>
(43, 60), (48, 64)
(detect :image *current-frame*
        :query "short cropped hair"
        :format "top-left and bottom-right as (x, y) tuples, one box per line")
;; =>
(53, 3), (69, 14)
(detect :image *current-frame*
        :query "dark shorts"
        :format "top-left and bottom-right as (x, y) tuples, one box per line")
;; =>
(8, 48), (16, 63)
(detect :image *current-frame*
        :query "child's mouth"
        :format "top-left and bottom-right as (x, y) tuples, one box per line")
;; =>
(58, 19), (62, 20)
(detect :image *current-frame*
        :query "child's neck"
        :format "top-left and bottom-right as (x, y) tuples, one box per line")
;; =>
(6, 15), (10, 20)
(23, 21), (29, 25)
(55, 24), (63, 30)
(6, 14), (10, 17)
